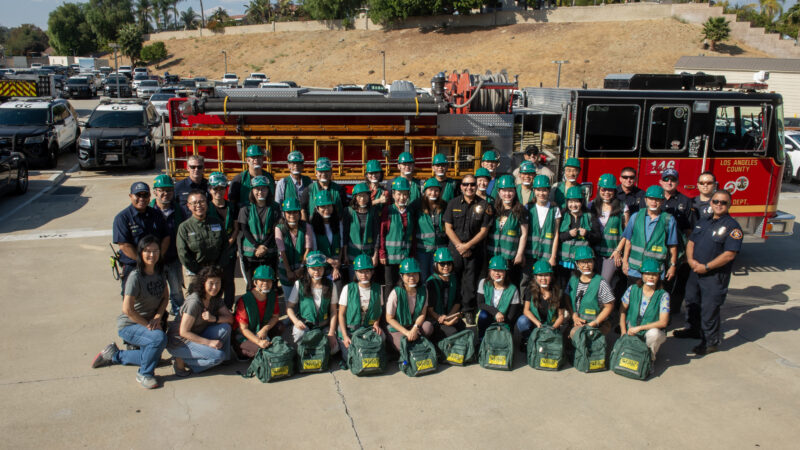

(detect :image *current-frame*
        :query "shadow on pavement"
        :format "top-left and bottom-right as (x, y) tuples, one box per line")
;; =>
(0, 184), (89, 234)
(723, 306), (800, 354)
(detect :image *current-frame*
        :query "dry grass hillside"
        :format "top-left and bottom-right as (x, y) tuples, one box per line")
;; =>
(140, 18), (769, 89)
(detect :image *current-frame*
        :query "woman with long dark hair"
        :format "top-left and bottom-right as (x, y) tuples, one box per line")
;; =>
(364, 159), (390, 207)
(238, 175), (281, 289)
(286, 251), (340, 353)
(416, 178), (448, 282)
(557, 186), (601, 286)
(310, 190), (346, 292)
(516, 260), (567, 349)
(275, 197), (314, 304)
(476, 256), (521, 341)
(385, 258), (433, 353)
(425, 247), (464, 343)
(590, 174), (629, 289)
(344, 183), (380, 280)
(487, 175), (529, 286)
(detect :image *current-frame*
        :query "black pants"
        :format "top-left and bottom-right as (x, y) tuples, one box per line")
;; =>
(431, 320), (466, 344)
(241, 253), (278, 291)
(684, 270), (731, 347)
(383, 263), (400, 301)
(665, 262), (691, 314)
(221, 258), (237, 310)
(450, 245), (484, 314)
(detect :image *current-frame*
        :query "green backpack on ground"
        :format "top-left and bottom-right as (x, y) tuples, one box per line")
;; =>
(610, 334), (653, 380)
(526, 326), (564, 371)
(479, 323), (514, 371)
(399, 336), (438, 377)
(437, 329), (476, 366)
(244, 336), (296, 382)
(297, 328), (331, 373)
(571, 326), (607, 373)
(347, 327), (387, 376)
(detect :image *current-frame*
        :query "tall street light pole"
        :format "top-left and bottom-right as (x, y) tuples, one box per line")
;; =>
(221, 50), (227, 75)
(110, 43), (120, 99)
(552, 60), (569, 88)
(380, 50), (385, 86)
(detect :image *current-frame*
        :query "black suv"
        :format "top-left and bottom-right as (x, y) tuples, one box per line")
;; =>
(0, 97), (80, 168)
(64, 76), (96, 99)
(78, 99), (163, 170)
(103, 74), (133, 98)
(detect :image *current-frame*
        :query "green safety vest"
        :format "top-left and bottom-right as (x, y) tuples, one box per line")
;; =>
(597, 212), (623, 257)
(276, 222), (306, 285)
(297, 281), (332, 325)
(568, 275), (603, 321)
(346, 207), (378, 260)
(398, 177), (422, 205)
(315, 223), (341, 260)
(307, 182), (343, 217)
(516, 184), (535, 207)
(239, 170), (276, 206)
(439, 178), (458, 203)
(626, 285), (665, 334)
(390, 286), (427, 331)
(206, 201), (234, 237)
(629, 211), (670, 272)
(483, 282), (516, 315)
(488, 209), (522, 260)
(282, 175), (312, 203)
(553, 182), (568, 210)
(528, 204), (557, 260)
(416, 209), (445, 253)
(242, 202), (279, 258)
(529, 298), (558, 326)
(241, 291), (276, 335)
(344, 282), (382, 332)
(427, 274), (457, 315)
(559, 211), (592, 263)
(385, 204), (414, 264)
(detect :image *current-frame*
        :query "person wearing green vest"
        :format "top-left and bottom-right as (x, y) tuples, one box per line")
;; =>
(557, 186), (601, 286)
(567, 247), (615, 340)
(589, 173), (630, 297)
(228, 144), (276, 214)
(416, 178), (448, 282)
(516, 260), (567, 350)
(237, 175), (281, 290)
(337, 254), (384, 362)
(310, 190), (346, 292)
(475, 167), (494, 203)
(390, 151), (423, 209)
(207, 172), (238, 309)
(550, 157), (582, 210)
(431, 153), (460, 204)
(385, 258), (433, 353)
(522, 174), (561, 289)
(233, 266), (282, 359)
(516, 161), (537, 209)
(379, 177), (416, 299)
(488, 174), (529, 287)
(150, 174), (186, 316)
(425, 247), (465, 343)
(621, 185), (679, 284)
(476, 256), (521, 340)
(364, 159), (391, 208)
(345, 183), (380, 279)
(275, 197), (314, 305)
(619, 259), (670, 361)
(286, 251), (340, 353)
(302, 157), (348, 220)
(274, 150), (313, 207)
(480, 150), (502, 199)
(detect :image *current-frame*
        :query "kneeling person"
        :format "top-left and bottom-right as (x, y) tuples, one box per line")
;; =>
(337, 254), (384, 362)
(234, 265), (282, 359)
(619, 259), (669, 360)
(568, 247), (615, 339)
(286, 251), (340, 353)
(426, 247), (465, 343)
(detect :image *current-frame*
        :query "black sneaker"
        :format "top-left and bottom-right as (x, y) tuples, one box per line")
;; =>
(92, 343), (119, 368)
(464, 312), (475, 326)
(693, 344), (719, 356)
(673, 328), (702, 339)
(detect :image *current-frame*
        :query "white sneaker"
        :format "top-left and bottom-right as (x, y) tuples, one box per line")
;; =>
(136, 374), (160, 389)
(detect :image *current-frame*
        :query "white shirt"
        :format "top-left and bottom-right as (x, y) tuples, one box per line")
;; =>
(339, 283), (384, 310)
(534, 202), (561, 229)
(477, 279), (521, 307)
(288, 280), (339, 312)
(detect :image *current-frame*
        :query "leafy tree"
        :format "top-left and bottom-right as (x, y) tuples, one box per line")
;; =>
(85, 0), (135, 44)
(0, 26), (9, 45)
(759, 0), (783, 22)
(777, 3), (800, 39)
(172, 0), (183, 30)
(141, 41), (167, 66)
(367, 0), (482, 26)
(47, 3), (99, 56)
(245, 0), (273, 24)
(701, 16), (730, 51)
(135, 0), (155, 34)
(209, 7), (230, 23)
(303, 0), (361, 20)
(155, 0), (173, 30)
(5, 24), (49, 56)
(118, 23), (144, 66)
(180, 7), (199, 29)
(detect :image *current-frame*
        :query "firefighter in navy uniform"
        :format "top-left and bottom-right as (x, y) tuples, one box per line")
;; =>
(659, 168), (694, 314)
(674, 190), (742, 355)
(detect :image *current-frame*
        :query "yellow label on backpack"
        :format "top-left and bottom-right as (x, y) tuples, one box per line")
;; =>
(619, 357), (639, 371)
(362, 358), (379, 368)
(271, 365), (289, 377)
(416, 359), (434, 370)
(539, 357), (558, 368)
(303, 359), (322, 370)
(589, 359), (605, 370)
(488, 355), (507, 366)
(447, 353), (464, 364)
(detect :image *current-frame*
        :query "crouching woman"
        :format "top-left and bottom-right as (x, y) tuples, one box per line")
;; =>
(619, 259), (670, 360)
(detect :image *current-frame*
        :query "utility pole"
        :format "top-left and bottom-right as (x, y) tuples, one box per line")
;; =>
(552, 60), (569, 88)
(380, 50), (386, 86)
(221, 50), (227, 74)
(110, 43), (120, 99)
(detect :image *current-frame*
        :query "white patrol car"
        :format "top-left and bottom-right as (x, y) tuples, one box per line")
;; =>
(0, 97), (79, 168)
(77, 99), (164, 170)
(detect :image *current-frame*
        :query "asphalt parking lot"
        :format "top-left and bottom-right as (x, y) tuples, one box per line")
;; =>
(1, 118), (800, 447)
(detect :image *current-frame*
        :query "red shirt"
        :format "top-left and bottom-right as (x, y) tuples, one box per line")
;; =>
(234, 294), (279, 328)
(378, 204), (409, 260)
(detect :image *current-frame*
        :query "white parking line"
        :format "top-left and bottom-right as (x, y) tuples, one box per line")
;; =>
(0, 229), (112, 242)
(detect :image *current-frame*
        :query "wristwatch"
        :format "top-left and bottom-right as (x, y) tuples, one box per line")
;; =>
(705, 264), (710, 272)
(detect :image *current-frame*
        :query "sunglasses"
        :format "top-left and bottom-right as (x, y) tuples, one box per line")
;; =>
(461, 182), (476, 187)
(711, 199), (729, 206)
(134, 192), (150, 198)
(620, 175), (635, 180)
(661, 177), (678, 183)
(188, 165), (203, 170)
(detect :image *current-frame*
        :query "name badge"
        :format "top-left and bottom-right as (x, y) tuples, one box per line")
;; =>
(323, 313), (328, 320)
(545, 233), (553, 239)
(650, 245), (663, 253)
(507, 230), (517, 236)
(608, 228), (618, 234)
(210, 224), (222, 232)
(585, 309), (596, 315)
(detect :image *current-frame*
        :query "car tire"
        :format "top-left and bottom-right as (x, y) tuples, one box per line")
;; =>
(14, 164), (29, 195)
(784, 159), (794, 184)
(46, 144), (59, 169)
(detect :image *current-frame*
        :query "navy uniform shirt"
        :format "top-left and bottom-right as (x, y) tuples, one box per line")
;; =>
(443, 195), (493, 244)
(689, 214), (743, 273)
(692, 196), (713, 225)
(615, 186), (643, 214)
(174, 177), (210, 209)
(112, 204), (169, 266)
(663, 191), (693, 233)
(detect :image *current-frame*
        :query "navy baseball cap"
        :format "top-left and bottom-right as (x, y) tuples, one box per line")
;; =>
(130, 182), (150, 194)
(661, 168), (678, 179)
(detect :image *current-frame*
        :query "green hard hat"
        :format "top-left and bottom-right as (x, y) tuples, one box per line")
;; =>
(432, 154), (448, 165)
(532, 259), (553, 275)
(564, 157), (581, 168)
(475, 167), (491, 179)
(315, 157), (332, 171)
(153, 174), (174, 188)
(253, 265), (275, 280)
(399, 257), (421, 274)
(246, 144), (265, 157)
(433, 247), (453, 263)
(488, 255), (508, 271)
(496, 174), (515, 189)
(392, 177), (410, 191)
(287, 151), (304, 163)
(282, 198), (301, 212)
(598, 173), (617, 190)
(565, 186), (583, 200)
(208, 172), (228, 187)
(645, 185), (665, 200)
(574, 246), (595, 261)
(533, 175), (550, 189)
(366, 159), (382, 173)
(423, 178), (441, 191)
(251, 175), (269, 188)
(353, 254), (374, 271)
(352, 182), (370, 196)
(398, 152), (415, 164)
(314, 190), (334, 207)
(641, 259), (662, 274)
(520, 161), (536, 174)
(306, 251), (327, 268)
(481, 150), (499, 162)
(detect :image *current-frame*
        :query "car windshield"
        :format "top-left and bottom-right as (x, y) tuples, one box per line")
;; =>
(67, 79), (89, 85)
(150, 94), (173, 101)
(194, 77), (207, 82)
(243, 80), (261, 87)
(88, 110), (145, 128)
(134, 74), (148, 80)
(0, 108), (49, 126)
(107, 77), (127, 84)
(140, 81), (158, 87)
(179, 80), (195, 87)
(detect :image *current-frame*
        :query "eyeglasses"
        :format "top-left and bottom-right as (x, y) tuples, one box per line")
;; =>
(711, 199), (729, 206)
(697, 181), (715, 186)
(461, 182), (476, 187)
(188, 165), (203, 170)
(188, 200), (206, 206)
(134, 192), (150, 198)
(620, 175), (635, 180)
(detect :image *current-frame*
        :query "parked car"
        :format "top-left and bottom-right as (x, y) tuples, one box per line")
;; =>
(137, 80), (161, 99)
(221, 73), (239, 87)
(103, 74), (133, 98)
(64, 76), (97, 99)
(0, 141), (28, 197)
(131, 73), (149, 91)
(363, 83), (388, 94)
(249, 73), (268, 81)
(785, 117), (800, 131)
(333, 84), (362, 92)
(259, 82), (291, 88)
(118, 65), (133, 79)
(148, 93), (174, 117)
(281, 80), (299, 88)
(243, 78), (263, 88)
(784, 130), (800, 183)
(0, 98), (79, 168)
(133, 67), (149, 77)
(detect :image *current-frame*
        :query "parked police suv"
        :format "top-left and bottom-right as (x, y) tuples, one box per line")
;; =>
(0, 97), (79, 168)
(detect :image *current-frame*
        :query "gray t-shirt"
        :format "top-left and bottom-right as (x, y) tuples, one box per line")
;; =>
(169, 292), (226, 344)
(117, 269), (166, 330)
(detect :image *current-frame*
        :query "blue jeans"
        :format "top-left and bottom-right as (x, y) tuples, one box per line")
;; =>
(164, 259), (185, 316)
(168, 323), (232, 373)
(116, 324), (168, 377)
(477, 310), (497, 341)
(417, 250), (435, 283)
(516, 315), (536, 344)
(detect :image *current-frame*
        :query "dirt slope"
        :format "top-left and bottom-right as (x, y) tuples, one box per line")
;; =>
(142, 18), (769, 89)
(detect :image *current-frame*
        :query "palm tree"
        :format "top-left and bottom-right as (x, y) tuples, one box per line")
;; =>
(759, 0), (784, 22)
(172, 0), (183, 30)
(781, 4), (800, 39)
(702, 16), (731, 51)
(135, 0), (154, 33)
(210, 7), (230, 24)
(181, 7), (199, 30)
(155, 0), (172, 30)
(245, 0), (271, 24)
(198, 0), (206, 28)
